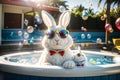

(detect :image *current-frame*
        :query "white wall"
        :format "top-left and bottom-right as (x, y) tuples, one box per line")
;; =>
(0, 4), (2, 45)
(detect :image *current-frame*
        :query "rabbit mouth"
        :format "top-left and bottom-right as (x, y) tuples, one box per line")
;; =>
(51, 42), (60, 46)
(51, 43), (62, 49)
(56, 42), (59, 45)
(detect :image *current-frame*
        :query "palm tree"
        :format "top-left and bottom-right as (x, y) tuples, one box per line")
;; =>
(72, 5), (85, 16)
(98, 0), (120, 45)
(75, 5), (85, 12)
(87, 8), (95, 16)
(110, 6), (120, 18)
(49, 0), (68, 9)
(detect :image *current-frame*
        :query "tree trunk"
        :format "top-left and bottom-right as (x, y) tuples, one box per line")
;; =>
(105, 0), (111, 45)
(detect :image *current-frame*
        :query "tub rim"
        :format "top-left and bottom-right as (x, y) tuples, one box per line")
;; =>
(0, 50), (120, 77)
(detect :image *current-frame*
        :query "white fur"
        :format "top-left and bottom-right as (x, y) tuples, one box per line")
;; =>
(73, 50), (87, 66)
(40, 10), (75, 69)
(73, 53), (87, 64)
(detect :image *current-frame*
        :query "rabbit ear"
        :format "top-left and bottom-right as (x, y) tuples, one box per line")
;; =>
(41, 10), (56, 29)
(58, 11), (71, 28)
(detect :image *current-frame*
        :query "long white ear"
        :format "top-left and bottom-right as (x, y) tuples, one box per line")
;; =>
(41, 10), (56, 29)
(58, 11), (71, 28)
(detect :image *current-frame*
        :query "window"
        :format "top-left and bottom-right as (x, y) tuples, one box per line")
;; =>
(4, 13), (22, 29)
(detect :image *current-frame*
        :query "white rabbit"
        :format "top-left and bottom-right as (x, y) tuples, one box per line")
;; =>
(40, 10), (75, 69)
(73, 46), (87, 67)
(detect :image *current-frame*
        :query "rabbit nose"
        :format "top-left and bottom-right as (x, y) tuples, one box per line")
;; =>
(55, 39), (59, 42)
(77, 53), (81, 57)
(55, 39), (59, 45)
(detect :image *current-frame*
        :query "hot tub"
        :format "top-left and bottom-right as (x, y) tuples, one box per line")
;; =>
(0, 50), (120, 80)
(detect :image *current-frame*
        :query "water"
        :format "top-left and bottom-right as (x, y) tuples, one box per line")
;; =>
(87, 55), (115, 65)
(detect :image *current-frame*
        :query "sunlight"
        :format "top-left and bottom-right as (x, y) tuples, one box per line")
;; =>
(113, 56), (120, 63)
(23, 0), (45, 3)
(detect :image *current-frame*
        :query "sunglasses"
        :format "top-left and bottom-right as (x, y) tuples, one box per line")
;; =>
(46, 30), (69, 39)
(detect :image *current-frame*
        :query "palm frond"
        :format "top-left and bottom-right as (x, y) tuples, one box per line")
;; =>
(112, 0), (120, 7)
(98, 0), (102, 7)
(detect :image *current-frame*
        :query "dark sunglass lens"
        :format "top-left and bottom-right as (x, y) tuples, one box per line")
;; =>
(47, 31), (55, 39)
(59, 30), (68, 38)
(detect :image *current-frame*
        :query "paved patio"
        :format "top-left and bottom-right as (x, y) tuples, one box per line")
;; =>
(0, 43), (119, 56)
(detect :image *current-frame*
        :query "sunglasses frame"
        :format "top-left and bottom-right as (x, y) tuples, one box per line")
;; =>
(46, 30), (69, 39)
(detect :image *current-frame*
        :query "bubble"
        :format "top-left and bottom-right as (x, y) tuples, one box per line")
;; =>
(109, 28), (114, 33)
(96, 38), (102, 44)
(83, 28), (87, 32)
(87, 34), (91, 39)
(101, 16), (105, 21)
(18, 42), (22, 46)
(18, 59), (27, 64)
(24, 19), (28, 26)
(81, 26), (84, 30)
(115, 17), (120, 30)
(59, 6), (66, 12)
(27, 26), (34, 33)
(81, 34), (85, 39)
(35, 13), (42, 25)
(34, 24), (38, 27)
(29, 40), (34, 45)
(10, 32), (14, 36)
(104, 14), (107, 18)
(24, 32), (29, 39)
(23, 39), (29, 45)
(18, 31), (22, 36)
(105, 24), (113, 32)
(82, 12), (88, 20)
(108, 40), (112, 44)
(31, 57), (38, 63)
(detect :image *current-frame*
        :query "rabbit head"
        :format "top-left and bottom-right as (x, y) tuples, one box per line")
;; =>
(73, 51), (86, 63)
(41, 10), (73, 50)
(73, 46), (87, 62)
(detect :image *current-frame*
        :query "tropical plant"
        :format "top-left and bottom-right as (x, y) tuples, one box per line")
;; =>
(98, 0), (120, 45)
(87, 8), (95, 17)
(71, 5), (85, 17)
(110, 6), (120, 18)
(49, 0), (68, 9)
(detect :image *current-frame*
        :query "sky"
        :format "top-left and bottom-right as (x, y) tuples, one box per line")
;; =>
(64, 0), (106, 12)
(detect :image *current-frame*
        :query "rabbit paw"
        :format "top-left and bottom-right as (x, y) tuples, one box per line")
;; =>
(63, 60), (75, 69)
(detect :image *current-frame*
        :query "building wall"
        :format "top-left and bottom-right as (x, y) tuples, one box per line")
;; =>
(0, 4), (32, 45)
(2, 4), (32, 29)
(0, 4), (2, 45)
